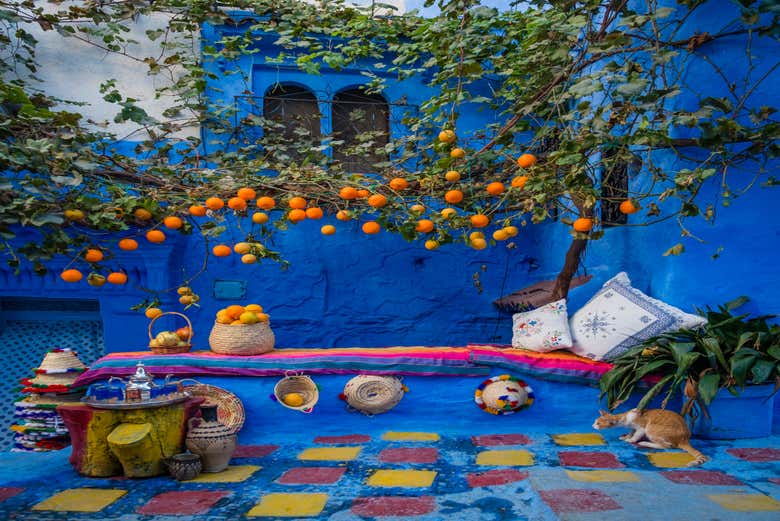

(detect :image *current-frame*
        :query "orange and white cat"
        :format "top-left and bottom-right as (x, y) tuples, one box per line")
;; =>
(593, 409), (708, 467)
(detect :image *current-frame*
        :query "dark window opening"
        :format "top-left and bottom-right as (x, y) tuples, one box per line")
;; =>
(262, 85), (321, 163)
(332, 89), (389, 173)
(601, 147), (630, 227)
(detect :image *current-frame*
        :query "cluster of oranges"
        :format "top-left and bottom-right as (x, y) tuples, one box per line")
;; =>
(215, 304), (270, 326)
(59, 247), (128, 286)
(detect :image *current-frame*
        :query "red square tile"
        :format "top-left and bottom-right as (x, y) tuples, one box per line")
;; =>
(661, 470), (743, 486)
(727, 448), (780, 462)
(540, 489), (621, 513)
(471, 434), (531, 446)
(0, 488), (23, 503)
(233, 444), (279, 458)
(558, 451), (624, 468)
(379, 448), (438, 464)
(467, 469), (528, 488)
(137, 491), (230, 515)
(315, 434), (371, 444)
(351, 496), (435, 517)
(277, 467), (347, 485)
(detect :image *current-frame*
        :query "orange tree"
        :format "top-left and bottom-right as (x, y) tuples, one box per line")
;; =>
(0, 0), (778, 305)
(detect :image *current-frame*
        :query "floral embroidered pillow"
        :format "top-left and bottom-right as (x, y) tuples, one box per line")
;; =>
(569, 273), (678, 361)
(511, 299), (573, 352)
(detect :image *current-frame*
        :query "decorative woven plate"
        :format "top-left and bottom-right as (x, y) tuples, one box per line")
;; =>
(474, 374), (534, 415)
(183, 384), (245, 434)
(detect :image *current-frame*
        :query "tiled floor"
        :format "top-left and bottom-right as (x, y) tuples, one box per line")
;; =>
(1, 430), (779, 520)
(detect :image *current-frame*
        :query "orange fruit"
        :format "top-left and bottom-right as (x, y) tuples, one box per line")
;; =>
(470, 238), (488, 250)
(230, 320), (243, 326)
(356, 189), (370, 198)
(368, 194), (388, 208)
(619, 200), (639, 214)
(84, 248), (103, 263)
(189, 205), (207, 217)
(416, 219), (434, 233)
(438, 129), (456, 144)
(60, 269), (83, 283)
(146, 230), (165, 243)
(444, 190), (464, 204)
(321, 224), (336, 235)
(118, 238), (138, 251)
(205, 197), (224, 211)
(450, 147), (465, 159)
(511, 175), (528, 189)
(469, 231), (485, 241)
(305, 207), (324, 219)
(255, 313), (270, 323)
(241, 254), (257, 264)
(445, 170), (461, 182)
(216, 310), (232, 324)
(228, 197), (247, 211)
(107, 272), (128, 285)
(256, 196), (276, 210)
(362, 221), (381, 234)
(245, 304), (263, 313)
(517, 153), (537, 168)
(493, 229), (509, 241)
(424, 240), (439, 250)
(486, 182), (505, 196)
(288, 209), (306, 223)
(288, 196), (307, 209)
(145, 307), (163, 319)
(573, 218), (594, 232)
(134, 208), (152, 221)
(177, 286), (192, 295)
(441, 208), (457, 219)
(504, 226), (519, 237)
(234, 242), (251, 254)
(389, 177), (408, 191)
(212, 244), (231, 257)
(470, 214), (490, 228)
(410, 204), (425, 214)
(163, 216), (183, 229)
(252, 212), (269, 224)
(239, 311), (259, 324)
(237, 187), (256, 201)
(226, 305), (245, 319)
(336, 210), (351, 221)
(340, 186), (358, 200)
(64, 209), (85, 220)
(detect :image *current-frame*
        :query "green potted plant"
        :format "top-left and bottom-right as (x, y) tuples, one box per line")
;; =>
(599, 297), (780, 438)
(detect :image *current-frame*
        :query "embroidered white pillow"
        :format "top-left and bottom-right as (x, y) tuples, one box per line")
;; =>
(569, 273), (677, 361)
(512, 299), (573, 352)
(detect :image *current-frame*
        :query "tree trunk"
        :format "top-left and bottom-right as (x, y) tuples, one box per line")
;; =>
(551, 238), (588, 300)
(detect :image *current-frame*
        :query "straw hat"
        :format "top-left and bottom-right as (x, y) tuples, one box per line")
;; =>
(340, 375), (407, 415)
(474, 375), (534, 415)
(27, 372), (80, 387)
(35, 348), (87, 374)
(273, 374), (318, 413)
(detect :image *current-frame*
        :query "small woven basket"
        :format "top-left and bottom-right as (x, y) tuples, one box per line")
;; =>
(273, 374), (318, 413)
(148, 312), (193, 355)
(209, 322), (274, 356)
(341, 375), (407, 415)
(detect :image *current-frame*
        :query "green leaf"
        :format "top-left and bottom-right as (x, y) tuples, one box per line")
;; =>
(731, 353), (758, 386)
(637, 374), (675, 410)
(751, 360), (776, 384)
(697, 373), (721, 405)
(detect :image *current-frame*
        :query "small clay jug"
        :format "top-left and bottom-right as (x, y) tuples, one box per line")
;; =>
(185, 403), (236, 472)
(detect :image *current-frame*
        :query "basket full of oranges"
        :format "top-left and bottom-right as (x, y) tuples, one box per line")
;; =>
(208, 304), (274, 356)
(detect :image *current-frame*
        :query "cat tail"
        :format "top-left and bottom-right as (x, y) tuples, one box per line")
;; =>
(679, 441), (708, 467)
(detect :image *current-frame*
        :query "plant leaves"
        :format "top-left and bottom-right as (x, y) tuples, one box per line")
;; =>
(697, 373), (720, 405)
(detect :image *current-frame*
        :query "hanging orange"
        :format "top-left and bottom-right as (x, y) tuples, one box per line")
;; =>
(368, 194), (388, 208)
(237, 187), (256, 201)
(107, 272), (128, 285)
(517, 153), (537, 168)
(256, 196), (276, 210)
(356, 189), (370, 198)
(441, 208), (457, 219)
(470, 237), (488, 250)
(205, 197), (224, 211)
(84, 249), (104, 263)
(336, 210), (351, 221)
(305, 207), (324, 219)
(340, 187), (358, 200)
(573, 218), (594, 232)
(438, 129), (456, 144)
(288, 209), (306, 222)
(445, 170), (461, 182)
(415, 219), (434, 233)
(444, 190), (464, 204)
(486, 182), (505, 196)
(619, 200), (639, 214)
(60, 269), (83, 283)
(389, 178), (409, 191)
(228, 197), (248, 211)
(212, 244), (231, 257)
(252, 212), (269, 224)
(288, 197), (307, 209)
(189, 205), (207, 216)
(470, 214), (490, 228)
(321, 225), (336, 235)
(146, 230), (166, 243)
(133, 208), (152, 221)
(163, 216), (183, 229)
(511, 175), (528, 189)
(118, 238), (138, 251)
(450, 148), (466, 159)
(362, 221), (381, 234)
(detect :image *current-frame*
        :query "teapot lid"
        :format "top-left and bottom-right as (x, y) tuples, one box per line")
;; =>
(129, 362), (153, 384)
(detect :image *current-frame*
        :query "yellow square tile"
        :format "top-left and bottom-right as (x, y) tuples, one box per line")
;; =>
(298, 446), (363, 461)
(382, 431), (440, 442)
(566, 470), (640, 483)
(187, 465), (260, 483)
(247, 493), (328, 517)
(32, 488), (127, 512)
(708, 494), (780, 512)
(366, 469), (437, 488)
(551, 433), (605, 446)
(646, 452), (695, 468)
(476, 450), (535, 466)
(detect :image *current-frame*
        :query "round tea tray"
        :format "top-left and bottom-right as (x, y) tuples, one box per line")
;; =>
(82, 392), (191, 410)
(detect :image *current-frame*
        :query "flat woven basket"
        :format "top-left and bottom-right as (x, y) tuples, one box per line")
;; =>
(209, 322), (274, 356)
(182, 383), (245, 434)
(341, 375), (407, 415)
(273, 374), (318, 413)
(148, 312), (193, 355)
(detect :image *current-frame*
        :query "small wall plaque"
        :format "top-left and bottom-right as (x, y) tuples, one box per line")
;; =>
(213, 279), (247, 300)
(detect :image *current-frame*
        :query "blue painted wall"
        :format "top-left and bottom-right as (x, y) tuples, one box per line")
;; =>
(0, 0), (777, 353)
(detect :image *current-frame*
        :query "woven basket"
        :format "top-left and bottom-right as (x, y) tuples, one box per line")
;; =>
(342, 375), (407, 415)
(273, 374), (318, 413)
(37, 349), (87, 373)
(209, 321), (274, 356)
(148, 312), (193, 355)
(474, 375), (534, 416)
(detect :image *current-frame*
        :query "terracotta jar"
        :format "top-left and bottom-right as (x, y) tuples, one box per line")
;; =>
(185, 403), (236, 472)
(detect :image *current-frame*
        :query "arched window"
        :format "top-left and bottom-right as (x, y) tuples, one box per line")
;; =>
(262, 84), (321, 162)
(332, 88), (389, 173)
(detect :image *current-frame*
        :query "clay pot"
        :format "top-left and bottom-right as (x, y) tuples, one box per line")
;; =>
(185, 403), (237, 472)
(164, 453), (202, 481)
